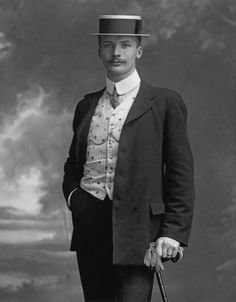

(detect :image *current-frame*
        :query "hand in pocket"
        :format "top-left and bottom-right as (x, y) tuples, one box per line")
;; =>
(70, 188), (81, 211)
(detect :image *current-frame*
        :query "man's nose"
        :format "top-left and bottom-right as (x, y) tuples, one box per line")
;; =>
(113, 45), (121, 56)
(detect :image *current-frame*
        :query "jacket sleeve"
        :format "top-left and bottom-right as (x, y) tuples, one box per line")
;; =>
(160, 92), (195, 246)
(62, 102), (81, 205)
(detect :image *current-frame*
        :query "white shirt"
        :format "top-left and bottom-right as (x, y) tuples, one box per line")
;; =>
(80, 69), (141, 200)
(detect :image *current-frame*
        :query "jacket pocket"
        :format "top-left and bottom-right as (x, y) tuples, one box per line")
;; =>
(150, 202), (165, 215)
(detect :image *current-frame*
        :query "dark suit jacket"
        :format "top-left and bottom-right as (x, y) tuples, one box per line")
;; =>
(62, 81), (195, 265)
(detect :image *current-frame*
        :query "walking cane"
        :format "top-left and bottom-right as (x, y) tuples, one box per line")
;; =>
(155, 249), (183, 302)
(144, 243), (183, 302)
(156, 270), (168, 302)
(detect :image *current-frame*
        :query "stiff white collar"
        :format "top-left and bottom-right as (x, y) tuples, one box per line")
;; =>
(106, 69), (141, 95)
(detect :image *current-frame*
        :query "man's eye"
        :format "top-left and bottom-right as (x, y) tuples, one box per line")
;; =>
(103, 44), (112, 48)
(122, 43), (130, 48)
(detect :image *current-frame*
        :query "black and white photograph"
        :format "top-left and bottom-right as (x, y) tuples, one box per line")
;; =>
(0, 1), (235, 301)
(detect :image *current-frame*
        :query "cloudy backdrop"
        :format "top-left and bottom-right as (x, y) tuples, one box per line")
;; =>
(0, 0), (235, 301)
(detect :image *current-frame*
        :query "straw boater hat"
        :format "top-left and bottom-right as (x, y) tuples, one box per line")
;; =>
(90, 15), (150, 36)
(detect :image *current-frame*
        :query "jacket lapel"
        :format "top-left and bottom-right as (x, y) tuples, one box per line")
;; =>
(77, 88), (105, 139)
(75, 88), (104, 170)
(124, 81), (156, 125)
(76, 81), (156, 138)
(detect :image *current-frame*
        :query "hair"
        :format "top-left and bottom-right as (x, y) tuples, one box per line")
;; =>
(98, 36), (141, 47)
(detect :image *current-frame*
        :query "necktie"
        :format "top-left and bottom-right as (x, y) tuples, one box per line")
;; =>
(109, 87), (120, 109)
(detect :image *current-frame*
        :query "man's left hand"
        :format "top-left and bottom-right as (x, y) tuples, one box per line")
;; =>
(144, 238), (183, 271)
(156, 237), (180, 259)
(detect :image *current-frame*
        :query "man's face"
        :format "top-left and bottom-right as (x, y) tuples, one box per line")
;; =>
(98, 35), (143, 82)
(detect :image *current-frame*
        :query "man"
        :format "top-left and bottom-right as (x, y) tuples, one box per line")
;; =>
(62, 15), (195, 302)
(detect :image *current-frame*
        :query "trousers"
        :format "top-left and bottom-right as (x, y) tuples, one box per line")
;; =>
(71, 188), (154, 302)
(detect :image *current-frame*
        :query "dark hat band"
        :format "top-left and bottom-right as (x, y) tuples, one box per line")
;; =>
(99, 18), (142, 35)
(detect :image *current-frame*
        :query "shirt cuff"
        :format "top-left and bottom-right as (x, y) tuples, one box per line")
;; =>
(68, 187), (79, 208)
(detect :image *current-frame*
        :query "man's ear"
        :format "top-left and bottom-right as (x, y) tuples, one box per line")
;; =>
(136, 46), (143, 59)
(98, 48), (101, 58)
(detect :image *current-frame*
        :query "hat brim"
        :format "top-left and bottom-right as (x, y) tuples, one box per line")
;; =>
(90, 33), (150, 36)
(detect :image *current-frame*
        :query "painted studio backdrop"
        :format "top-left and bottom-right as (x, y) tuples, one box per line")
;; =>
(0, 1), (235, 301)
